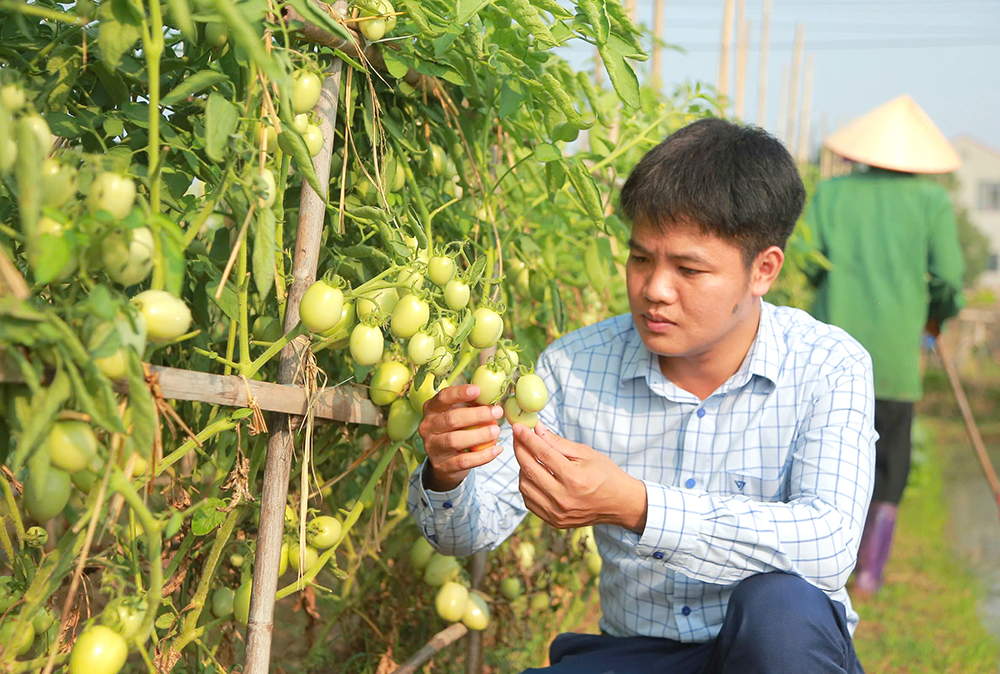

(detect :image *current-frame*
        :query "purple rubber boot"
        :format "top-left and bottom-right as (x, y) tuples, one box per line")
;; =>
(852, 501), (899, 597)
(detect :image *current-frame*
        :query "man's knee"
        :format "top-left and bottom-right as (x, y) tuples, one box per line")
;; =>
(728, 572), (831, 623)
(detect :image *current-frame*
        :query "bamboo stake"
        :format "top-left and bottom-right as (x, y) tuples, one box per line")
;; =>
(625, 0), (637, 23)
(820, 115), (833, 178)
(785, 23), (804, 152)
(392, 623), (470, 674)
(776, 63), (789, 144)
(717, 0), (734, 99)
(242, 5), (347, 670)
(796, 55), (814, 165)
(756, 0), (771, 128)
(734, 0), (748, 119)
(651, 0), (665, 89)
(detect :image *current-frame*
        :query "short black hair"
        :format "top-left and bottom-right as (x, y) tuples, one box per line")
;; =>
(618, 118), (806, 266)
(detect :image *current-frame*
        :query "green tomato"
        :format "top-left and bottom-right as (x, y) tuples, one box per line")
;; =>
(252, 316), (283, 343)
(24, 467), (71, 522)
(0, 577), (19, 613)
(390, 295), (430, 339)
(585, 551), (603, 575)
(100, 597), (146, 640)
(0, 84), (26, 111)
(131, 290), (192, 343)
(24, 525), (49, 548)
(410, 537), (435, 570)
(256, 123), (278, 153)
(500, 576), (523, 601)
(444, 278), (472, 311)
(27, 216), (77, 282)
(515, 267), (531, 296)
(0, 619), (34, 656)
(299, 281), (344, 334)
(356, 287), (398, 320)
(94, 349), (128, 380)
(428, 346), (454, 377)
(386, 398), (422, 441)
(46, 420), (99, 473)
(385, 156), (406, 192)
(32, 606), (56, 633)
(497, 344), (520, 375)
(69, 625), (127, 674)
(359, 17), (386, 41)
(350, 324), (384, 366)
(429, 143), (446, 176)
(292, 70), (323, 114)
(211, 587), (235, 619)
(396, 267), (425, 294)
(463, 592), (490, 631)
(435, 581), (468, 623)
(427, 257), (456, 287)
(102, 226), (155, 286)
(307, 515), (342, 549)
(468, 307), (503, 349)
(408, 371), (438, 414)
(304, 124), (324, 157)
(515, 374), (548, 413)
(435, 317), (458, 344)
(288, 545), (319, 572)
(503, 397), (538, 429)
(258, 168), (277, 208)
(472, 365), (507, 405)
(88, 172), (136, 220)
(529, 592), (551, 612)
(406, 332), (436, 366)
(22, 114), (51, 155)
(40, 158), (78, 207)
(278, 541), (289, 576)
(205, 21), (229, 48)
(423, 553), (460, 586)
(234, 581), (252, 625)
(369, 360), (412, 406)
(71, 469), (99, 494)
(291, 114), (310, 134)
(380, 0), (397, 31)
(517, 541), (535, 570)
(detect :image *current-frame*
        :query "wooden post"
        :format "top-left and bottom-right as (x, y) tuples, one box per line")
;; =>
(785, 23), (804, 154)
(625, 0), (637, 22)
(651, 0), (665, 89)
(819, 115), (832, 178)
(734, 0), (749, 119)
(717, 0), (734, 100)
(756, 0), (771, 128)
(243, 5), (347, 671)
(796, 55), (814, 165)
(776, 63), (789, 144)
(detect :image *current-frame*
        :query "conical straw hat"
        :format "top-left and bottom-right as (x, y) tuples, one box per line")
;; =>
(824, 95), (960, 174)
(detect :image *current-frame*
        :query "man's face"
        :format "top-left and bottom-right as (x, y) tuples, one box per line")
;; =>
(626, 219), (760, 359)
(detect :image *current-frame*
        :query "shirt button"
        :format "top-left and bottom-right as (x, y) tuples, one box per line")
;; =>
(697, 408), (706, 418)
(652, 551), (664, 560)
(681, 606), (692, 616)
(685, 478), (696, 489)
(442, 501), (453, 509)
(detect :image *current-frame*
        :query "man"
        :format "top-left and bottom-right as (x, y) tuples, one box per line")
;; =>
(408, 118), (875, 673)
(806, 94), (965, 597)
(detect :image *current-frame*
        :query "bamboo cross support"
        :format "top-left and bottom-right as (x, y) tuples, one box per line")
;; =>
(243, 7), (348, 669)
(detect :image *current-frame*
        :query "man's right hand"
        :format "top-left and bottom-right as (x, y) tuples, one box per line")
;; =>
(418, 384), (505, 492)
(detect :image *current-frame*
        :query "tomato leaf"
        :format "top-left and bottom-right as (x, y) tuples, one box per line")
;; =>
(597, 42), (640, 109)
(204, 93), (239, 163)
(60, 356), (123, 434)
(14, 117), (43, 242)
(30, 234), (73, 286)
(10, 368), (69, 474)
(564, 158), (605, 226)
(162, 71), (231, 107)
(467, 255), (488, 288)
(127, 351), (156, 460)
(97, 2), (142, 69)
(283, 0), (353, 42)
(533, 143), (561, 163)
(453, 310), (476, 346)
(548, 279), (566, 334)
(252, 208), (277, 300)
(455, 0), (495, 26)
(165, 0), (196, 41)
(381, 51), (411, 80)
(192, 497), (228, 536)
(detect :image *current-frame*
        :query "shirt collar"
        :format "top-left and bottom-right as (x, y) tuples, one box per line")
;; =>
(618, 301), (784, 390)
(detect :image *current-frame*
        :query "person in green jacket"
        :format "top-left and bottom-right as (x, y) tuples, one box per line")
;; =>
(805, 95), (965, 597)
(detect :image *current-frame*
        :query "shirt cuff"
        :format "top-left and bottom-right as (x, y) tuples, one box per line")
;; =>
(412, 459), (476, 515)
(634, 481), (702, 564)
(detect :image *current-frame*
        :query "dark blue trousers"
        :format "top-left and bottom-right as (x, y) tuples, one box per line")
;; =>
(523, 572), (865, 674)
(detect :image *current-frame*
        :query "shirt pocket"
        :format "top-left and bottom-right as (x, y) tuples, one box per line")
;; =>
(722, 470), (786, 502)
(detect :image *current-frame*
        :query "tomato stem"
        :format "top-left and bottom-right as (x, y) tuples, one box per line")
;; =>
(156, 418), (238, 476)
(0, 477), (25, 545)
(246, 322), (307, 378)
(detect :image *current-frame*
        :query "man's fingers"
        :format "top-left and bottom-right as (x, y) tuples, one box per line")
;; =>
(425, 384), (482, 413)
(429, 423), (501, 454)
(425, 404), (503, 435)
(512, 433), (558, 484)
(512, 423), (569, 470)
(438, 441), (502, 474)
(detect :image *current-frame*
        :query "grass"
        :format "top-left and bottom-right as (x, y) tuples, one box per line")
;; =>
(851, 415), (1000, 673)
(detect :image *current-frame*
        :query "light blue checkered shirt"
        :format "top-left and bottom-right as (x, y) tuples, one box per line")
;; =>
(408, 301), (876, 641)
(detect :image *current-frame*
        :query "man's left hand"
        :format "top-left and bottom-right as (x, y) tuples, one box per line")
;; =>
(511, 422), (647, 534)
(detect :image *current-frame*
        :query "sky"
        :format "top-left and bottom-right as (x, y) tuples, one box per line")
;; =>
(560, 0), (1000, 155)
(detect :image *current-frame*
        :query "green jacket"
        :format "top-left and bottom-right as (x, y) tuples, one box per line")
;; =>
(804, 169), (965, 401)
